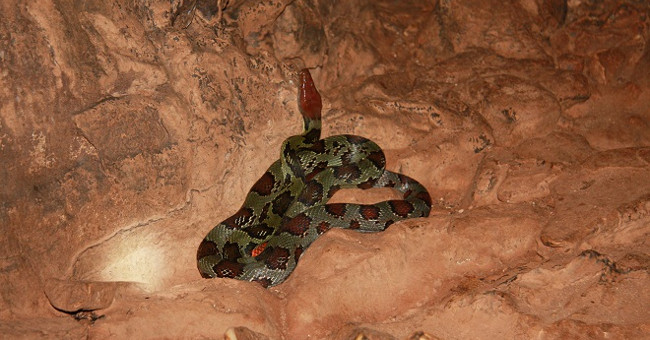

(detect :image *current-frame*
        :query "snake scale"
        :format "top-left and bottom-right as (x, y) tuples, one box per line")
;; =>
(197, 69), (431, 287)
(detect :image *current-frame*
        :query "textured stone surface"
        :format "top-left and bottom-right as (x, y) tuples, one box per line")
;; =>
(0, 0), (648, 339)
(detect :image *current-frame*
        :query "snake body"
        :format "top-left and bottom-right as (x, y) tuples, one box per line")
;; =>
(197, 69), (431, 287)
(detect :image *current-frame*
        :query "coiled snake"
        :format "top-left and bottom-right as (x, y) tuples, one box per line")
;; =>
(197, 69), (431, 287)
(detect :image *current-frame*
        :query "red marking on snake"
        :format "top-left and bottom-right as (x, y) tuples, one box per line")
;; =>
(251, 242), (268, 257)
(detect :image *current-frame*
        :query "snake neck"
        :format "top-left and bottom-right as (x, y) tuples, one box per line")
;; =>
(302, 116), (321, 142)
(279, 116), (322, 179)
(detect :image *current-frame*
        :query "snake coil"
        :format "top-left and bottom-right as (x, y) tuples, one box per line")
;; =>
(197, 69), (431, 287)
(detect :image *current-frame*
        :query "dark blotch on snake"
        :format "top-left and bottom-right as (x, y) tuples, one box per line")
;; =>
(261, 246), (291, 270)
(417, 191), (432, 206)
(316, 221), (331, 234)
(223, 207), (254, 229)
(244, 223), (275, 239)
(366, 150), (386, 170)
(251, 171), (275, 196)
(196, 239), (218, 260)
(360, 205), (381, 220)
(334, 164), (362, 182)
(222, 242), (242, 260)
(294, 246), (304, 261)
(388, 200), (415, 218)
(309, 140), (326, 153)
(305, 160), (328, 181)
(325, 203), (347, 217)
(213, 260), (245, 278)
(303, 127), (320, 144)
(271, 191), (294, 215)
(298, 181), (324, 205)
(283, 213), (312, 236)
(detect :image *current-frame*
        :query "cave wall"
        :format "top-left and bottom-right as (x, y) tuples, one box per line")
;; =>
(0, 0), (648, 338)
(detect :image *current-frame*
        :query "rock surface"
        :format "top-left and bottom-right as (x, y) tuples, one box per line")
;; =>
(0, 0), (648, 338)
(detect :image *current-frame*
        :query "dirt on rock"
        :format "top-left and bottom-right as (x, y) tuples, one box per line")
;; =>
(0, 0), (648, 339)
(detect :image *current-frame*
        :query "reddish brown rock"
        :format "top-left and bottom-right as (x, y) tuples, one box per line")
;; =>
(1, 0), (648, 339)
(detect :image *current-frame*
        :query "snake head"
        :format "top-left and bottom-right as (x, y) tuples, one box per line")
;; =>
(299, 68), (321, 120)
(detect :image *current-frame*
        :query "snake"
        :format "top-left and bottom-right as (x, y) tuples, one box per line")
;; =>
(197, 69), (432, 287)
